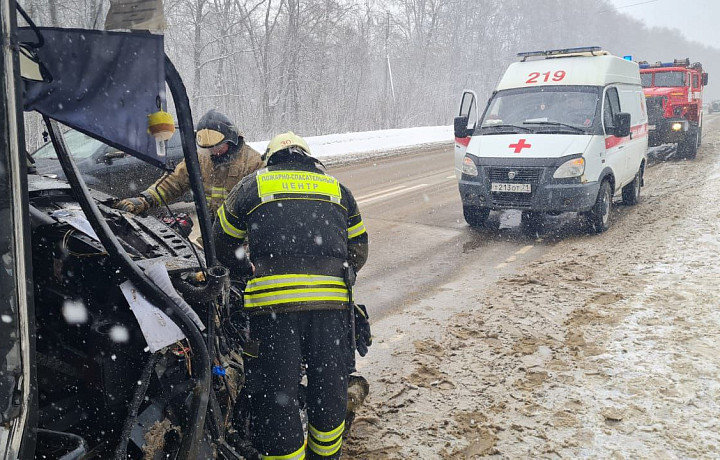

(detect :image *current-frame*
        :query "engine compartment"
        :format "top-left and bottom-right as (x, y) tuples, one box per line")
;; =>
(27, 174), (226, 458)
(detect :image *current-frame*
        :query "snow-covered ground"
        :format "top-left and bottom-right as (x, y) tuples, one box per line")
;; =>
(247, 125), (453, 163)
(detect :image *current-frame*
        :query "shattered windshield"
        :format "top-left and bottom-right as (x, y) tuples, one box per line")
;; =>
(32, 128), (105, 159)
(480, 86), (600, 133)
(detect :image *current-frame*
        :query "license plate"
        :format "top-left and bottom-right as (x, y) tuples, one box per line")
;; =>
(491, 183), (531, 193)
(648, 124), (656, 130)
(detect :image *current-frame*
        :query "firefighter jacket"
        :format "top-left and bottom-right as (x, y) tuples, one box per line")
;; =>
(213, 162), (369, 315)
(142, 143), (264, 216)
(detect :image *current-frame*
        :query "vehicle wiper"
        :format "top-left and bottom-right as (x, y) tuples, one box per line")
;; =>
(523, 121), (586, 133)
(481, 124), (533, 132)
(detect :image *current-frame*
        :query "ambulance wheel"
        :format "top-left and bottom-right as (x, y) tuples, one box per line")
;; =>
(521, 211), (544, 233)
(678, 125), (699, 159)
(621, 167), (642, 206)
(586, 179), (612, 234)
(463, 205), (490, 227)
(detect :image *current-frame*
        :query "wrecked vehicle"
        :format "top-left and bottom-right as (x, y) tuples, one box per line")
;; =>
(0, 1), (252, 458)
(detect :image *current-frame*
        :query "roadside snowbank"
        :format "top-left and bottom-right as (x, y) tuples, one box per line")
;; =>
(247, 125), (452, 164)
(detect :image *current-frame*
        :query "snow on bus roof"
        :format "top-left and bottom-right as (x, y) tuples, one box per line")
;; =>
(496, 54), (641, 91)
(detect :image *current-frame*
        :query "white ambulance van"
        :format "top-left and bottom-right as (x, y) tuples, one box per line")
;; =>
(454, 47), (648, 233)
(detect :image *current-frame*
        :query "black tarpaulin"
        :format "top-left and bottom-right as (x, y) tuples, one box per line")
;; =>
(19, 27), (167, 168)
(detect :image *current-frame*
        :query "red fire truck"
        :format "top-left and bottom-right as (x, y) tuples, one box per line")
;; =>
(639, 58), (708, 158)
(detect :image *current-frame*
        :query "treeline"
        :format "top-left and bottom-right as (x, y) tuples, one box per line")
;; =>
(22, 0), (720, 148)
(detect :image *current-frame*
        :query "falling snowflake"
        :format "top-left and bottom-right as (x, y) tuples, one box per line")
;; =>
(276, 392), (290, 406)
(109, 325), (130, 343)
(62, 300), (88, 324)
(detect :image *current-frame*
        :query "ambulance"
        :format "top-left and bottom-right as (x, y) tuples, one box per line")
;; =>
(454, 47), (648, 233)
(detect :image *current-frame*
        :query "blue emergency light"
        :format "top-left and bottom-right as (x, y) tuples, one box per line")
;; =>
(623, 55), (632, 61)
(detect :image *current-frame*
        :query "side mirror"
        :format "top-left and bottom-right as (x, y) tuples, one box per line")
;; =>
(454, 116), (472, 139)
(613, 112), (631, 138)
(702, 73), (708, 86)
(100, 150), (126, 164)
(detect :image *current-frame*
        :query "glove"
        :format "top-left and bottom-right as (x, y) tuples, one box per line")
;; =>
(114, 196), (150, 215)
(354, 303), (372, 357)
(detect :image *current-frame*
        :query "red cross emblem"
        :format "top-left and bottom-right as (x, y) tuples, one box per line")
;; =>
(509, 139), (532, 153)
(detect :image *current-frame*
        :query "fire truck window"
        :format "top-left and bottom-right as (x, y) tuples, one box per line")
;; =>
(692, 74), (699, 89)
(640, 73), (652, 88)
(653, 71), (686, 87)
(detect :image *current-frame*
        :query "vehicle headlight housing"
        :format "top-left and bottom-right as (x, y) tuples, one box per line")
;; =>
(671, 121), (686, 131)
(553, 157), (585, 179)
(462, 156), (478, 177)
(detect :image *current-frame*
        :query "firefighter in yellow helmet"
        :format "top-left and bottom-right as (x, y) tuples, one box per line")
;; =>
(114, 109), (264, 216)
(213, 132), (370, 459)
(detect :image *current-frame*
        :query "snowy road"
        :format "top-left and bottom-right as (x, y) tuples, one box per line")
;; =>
(343, 114), (720, 458)
(330, 148), (569, 321)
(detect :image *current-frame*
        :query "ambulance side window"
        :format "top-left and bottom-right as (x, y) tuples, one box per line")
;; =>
(603, 87), (621, 130)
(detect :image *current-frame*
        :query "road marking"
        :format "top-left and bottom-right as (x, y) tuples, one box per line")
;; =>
(515, 245), (533, 255)
(446, 175), (456, 179)
(357, 183), (429, 205)
(496, 246), (533, 269)
(356, 185), (406, 201)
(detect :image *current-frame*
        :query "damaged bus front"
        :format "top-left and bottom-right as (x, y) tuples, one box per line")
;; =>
(0, 1), (263, 458)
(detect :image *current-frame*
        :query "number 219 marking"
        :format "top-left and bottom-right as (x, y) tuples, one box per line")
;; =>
(526, 70), (566, 83)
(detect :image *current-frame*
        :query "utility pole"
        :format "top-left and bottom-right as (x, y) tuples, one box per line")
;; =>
(383, 11), (389, 129)
(384, 11), (396, 129)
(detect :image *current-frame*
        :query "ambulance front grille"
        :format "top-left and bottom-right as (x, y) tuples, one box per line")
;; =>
(487, 168), (543, 183)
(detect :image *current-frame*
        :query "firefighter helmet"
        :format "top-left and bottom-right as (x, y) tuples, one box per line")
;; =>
(262, 131), (312, 162)
(195, 110), (241, 148)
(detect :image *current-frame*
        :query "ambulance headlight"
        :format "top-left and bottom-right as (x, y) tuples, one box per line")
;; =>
(462, 156), (479, 177)
(554, 157), (585, 178)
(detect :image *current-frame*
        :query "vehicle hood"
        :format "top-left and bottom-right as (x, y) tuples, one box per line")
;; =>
(466, 134), (594, 159)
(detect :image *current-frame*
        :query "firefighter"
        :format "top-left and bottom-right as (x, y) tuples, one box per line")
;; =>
(213, 132), (369, 459)
(114, 109), (264, 216)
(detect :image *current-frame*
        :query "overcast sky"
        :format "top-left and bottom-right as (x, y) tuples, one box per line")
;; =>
(608, 0), (720, 49)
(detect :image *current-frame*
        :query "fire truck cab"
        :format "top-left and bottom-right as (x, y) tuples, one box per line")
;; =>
(640, 58), (708, 158)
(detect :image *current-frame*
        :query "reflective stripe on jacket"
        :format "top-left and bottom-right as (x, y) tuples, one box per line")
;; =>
(214, 162), (369, 315)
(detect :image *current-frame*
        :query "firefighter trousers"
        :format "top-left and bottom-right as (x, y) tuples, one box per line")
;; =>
(246, 309), (349, 459)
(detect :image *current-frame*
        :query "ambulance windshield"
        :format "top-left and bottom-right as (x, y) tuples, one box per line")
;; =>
(480, 86), (600, 134)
